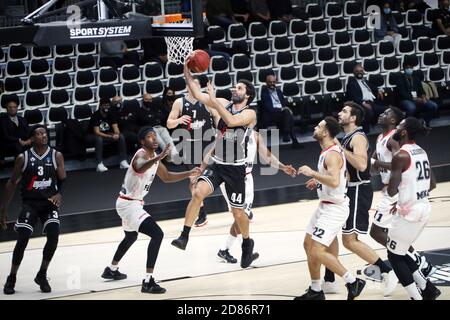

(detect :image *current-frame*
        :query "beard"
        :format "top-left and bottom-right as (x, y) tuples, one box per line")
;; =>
(232, 93), (245, 104)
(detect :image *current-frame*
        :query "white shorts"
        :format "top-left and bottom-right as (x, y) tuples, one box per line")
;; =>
(306, 200), (350, 247)
(220, 173), (254, 216)
(387, 215), (428, 255)
(372, 187), (398, 228)
(116, 197), (150, 232)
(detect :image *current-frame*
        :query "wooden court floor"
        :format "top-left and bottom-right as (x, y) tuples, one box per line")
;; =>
(1, 182), (450, 300)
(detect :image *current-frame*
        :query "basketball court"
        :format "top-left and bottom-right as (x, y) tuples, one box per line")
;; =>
(1, 182), (449, 300)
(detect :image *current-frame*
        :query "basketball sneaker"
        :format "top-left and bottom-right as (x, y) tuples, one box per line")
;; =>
(421, 280), (441, 300)
(96, 162), (108, 172)
(382, 270), (398, 296)
(120, 160), (130, 169)
(322, 281), (340, 294)
(171, 236), (188, 250)
(241, 239), (259, 268)
(34, 272), (51, 293)
(141, 278), (166, 294)
(360, 264), (382, 282)
(3, 275), (16, 295)
(345, 278), (366, 300)
(194, 208), (207, 227)
(101, 266), (127, 280)
(217, 249), (237, 264)
(294, 287), (325, 300)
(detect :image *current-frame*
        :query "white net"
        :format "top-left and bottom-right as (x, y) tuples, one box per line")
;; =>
(164, 36), (194, 65)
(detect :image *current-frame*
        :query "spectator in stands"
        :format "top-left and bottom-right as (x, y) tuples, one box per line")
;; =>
(206, 0), (237, 30)
(248, 0), (271, 27)
(99, 40), (126, 69)
(88, 98), (130, 172)
(161, 87), (176, 125)
(112, 95), (140, 154)
(374, 2), (402, 49)
(260, 74), (300, 146)
(267, 0), (293, 22)
(345, 63), (386, 133)
(139, 93), (178, 162)
(395, 62), (439, 126)
(141, 38), (168, 65)
(0, 99), (31, 159)
(399, 0), (430, 13)
(433, 0), (450, 36)
(231, 0), (251, 26)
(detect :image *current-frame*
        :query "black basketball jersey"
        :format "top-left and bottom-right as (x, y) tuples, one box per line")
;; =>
(180, 97), (214, 141)
(20, 147), (59, 201)
(341, 127), (371, 183)
(212, 103), (253, 165)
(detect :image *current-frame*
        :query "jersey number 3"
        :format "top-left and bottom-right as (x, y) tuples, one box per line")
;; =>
(37, 166), (44, 176)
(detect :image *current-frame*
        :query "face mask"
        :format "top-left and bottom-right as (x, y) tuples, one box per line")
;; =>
(384, 8), (391, 14)
(143, 101), (153, 109)
(166, 96), (175, 102)
(101, 106), (109, 113)
(405, 68), (413, 76)
(355, 72), (364, 80)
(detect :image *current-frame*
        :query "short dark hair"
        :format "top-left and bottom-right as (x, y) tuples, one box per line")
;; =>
(239, 79), (256, 104)
(324, 116), (341, 138)
(389, 106), (404, 125)
(29, 124), (48, 138)
(99, 97), (111, 106)
(344, 101), (365, 126)
(403, 61), (413, 69)
(352, 63), (363, 72)
(404, 117), (431, 140)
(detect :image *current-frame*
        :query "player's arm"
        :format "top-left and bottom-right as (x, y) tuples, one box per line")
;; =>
(430, 168), (437, 192)
(133, 146), (170, 174)
(157, 162), (201, 183)
(167, 98), (189, 129)
(200, 138), (217, 171)
(387, 150), (410, 197)
(298, 151), (342, 188)
(183, 61), (218, 106)
(48, 151), (67, 208)
(256, 133), (296, 177)
(0, 154), (24, 229)
(340, 134), (368, 172)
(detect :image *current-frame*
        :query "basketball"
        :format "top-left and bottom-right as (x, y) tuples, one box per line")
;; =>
(187, 49), (210, 73)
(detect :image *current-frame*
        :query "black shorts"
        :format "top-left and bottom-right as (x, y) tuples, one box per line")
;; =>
(342, 183), (374, 235)
(15, 200), (60, 235)
(198, 162), (246, 209)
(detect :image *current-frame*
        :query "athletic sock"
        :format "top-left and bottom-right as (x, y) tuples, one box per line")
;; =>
(413, 270), (427, 290)
(343, 271), (356, 284)
(181, 226), (191, 238)
(311, 279), (322, 292)
(110, 265), (118, 271)
(374, 258), (392, 274)
(144, 273), (153, 283)
(224, 235), (237, 251)
(242, 237), (251, 247)
(405, 283), (422, 300)
(324, 268), (335, 282)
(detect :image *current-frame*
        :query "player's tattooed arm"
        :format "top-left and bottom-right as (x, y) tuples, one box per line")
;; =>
(133, 145), (171, 174)
(156, 162), (201, 183)
(387, 150), (410, 197)
(0, 154), (24, 229)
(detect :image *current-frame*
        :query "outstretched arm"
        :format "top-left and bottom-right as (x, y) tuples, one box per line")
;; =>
(133, 145), (171, 174)
(256, 133), (296, 177)
(157, 162), (201, 183)
(0, 154), (24, 229)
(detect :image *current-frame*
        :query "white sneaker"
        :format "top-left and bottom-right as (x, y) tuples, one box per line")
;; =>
(382, 270), (398, 296)
(322, 281), (340, 294)
(120, 160), (130, 169)
(96, 162), (108, 172)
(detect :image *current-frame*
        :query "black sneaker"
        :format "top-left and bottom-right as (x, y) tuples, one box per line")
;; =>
(3, 275), (16, 295)
(218, 249), (238, 263)
(141, 278), (166, 294)
(171, 236), (188, 250)
(101, 266), (127, 280)
(241, 239), (258, 268)
(421, 262), (437, 278)
(194, 209), (208, 227)
(34, 273), (51, 293)
(294, 287), (326, 300)
(421, 280), (441, 300)
(345, 278), (366, 300)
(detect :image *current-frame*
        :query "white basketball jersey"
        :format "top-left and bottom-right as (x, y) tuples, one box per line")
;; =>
(317, 144), (347, 204)
(376, 129), (396, 184)
(396, 143), (431, 222)
(119, 148), (159, 201)
(245, 130), (258, 174)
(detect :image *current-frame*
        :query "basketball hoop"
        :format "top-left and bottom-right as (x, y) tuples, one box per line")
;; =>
(158, 15), (194, 65)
